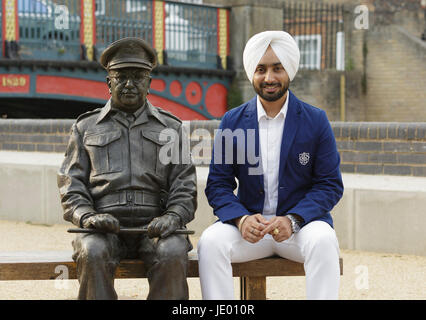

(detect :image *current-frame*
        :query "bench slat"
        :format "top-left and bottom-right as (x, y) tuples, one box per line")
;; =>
(0, 251), (342, 281)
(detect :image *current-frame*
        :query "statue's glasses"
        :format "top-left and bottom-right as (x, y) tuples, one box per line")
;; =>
(109, 72), (150, 85)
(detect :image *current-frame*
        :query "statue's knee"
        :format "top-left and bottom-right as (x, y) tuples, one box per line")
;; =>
(156, 236), (188, 263)
(77, 235), (111, 263)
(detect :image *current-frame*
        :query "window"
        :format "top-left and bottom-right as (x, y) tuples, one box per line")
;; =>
(294, 34), (321, 70)
(95, 0), (105, 16)
(173, 0), (203, 3)
(126, 0), (147, 13)
(18, 0), (51, 17)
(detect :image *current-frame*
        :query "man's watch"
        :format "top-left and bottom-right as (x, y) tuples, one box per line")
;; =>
(287, 214), (301, 233)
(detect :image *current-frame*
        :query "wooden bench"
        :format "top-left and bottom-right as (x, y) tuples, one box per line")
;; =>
(0, 250), (343, 300)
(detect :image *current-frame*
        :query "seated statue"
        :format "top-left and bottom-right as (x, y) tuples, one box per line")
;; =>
(57, 37), (197, 300)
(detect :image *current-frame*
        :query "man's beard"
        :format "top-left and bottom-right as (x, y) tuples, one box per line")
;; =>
(254, 82), (289, 102)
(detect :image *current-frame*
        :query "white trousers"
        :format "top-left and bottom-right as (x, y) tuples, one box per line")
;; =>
(197, 218), (341, 300)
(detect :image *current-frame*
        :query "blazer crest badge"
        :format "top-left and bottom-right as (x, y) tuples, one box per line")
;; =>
(298, 152), (310, 165)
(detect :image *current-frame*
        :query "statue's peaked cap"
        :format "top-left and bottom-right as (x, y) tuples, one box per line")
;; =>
(99, 37), (157, 71)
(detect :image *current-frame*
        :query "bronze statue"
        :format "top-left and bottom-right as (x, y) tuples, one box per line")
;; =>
(57, 38), (197, 300)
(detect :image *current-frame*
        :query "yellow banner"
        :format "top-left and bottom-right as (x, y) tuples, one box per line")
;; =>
(153, 0), (164, 65)
(5, 0), (18, 41)
(218, 9), (228, 70)
(82, 0), (94, 61)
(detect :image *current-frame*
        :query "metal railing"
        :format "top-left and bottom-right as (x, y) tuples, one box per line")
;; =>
(18, 0), (81, 60)
(283, 1), (345, 70)
(3, 0), (227, 70)
(95, 0), (153, 54)
(165, 1), (218, 69)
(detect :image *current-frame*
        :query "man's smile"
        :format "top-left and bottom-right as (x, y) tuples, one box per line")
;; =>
(261, 83), (281, 93)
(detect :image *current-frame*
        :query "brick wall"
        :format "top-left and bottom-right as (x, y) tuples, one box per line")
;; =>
(343, 0), (426, 122)
(1, 119), (425, 177)
(291, 70), (365, 122)
(0, 119), (73, 153)
(364, 26), (426, 122)
(333, 122), (426, 176)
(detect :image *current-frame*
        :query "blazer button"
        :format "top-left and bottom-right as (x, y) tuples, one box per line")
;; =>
(259, 190), (264, 195)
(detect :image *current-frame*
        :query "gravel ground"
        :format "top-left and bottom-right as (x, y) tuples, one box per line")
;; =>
(0, 220), (425, 300)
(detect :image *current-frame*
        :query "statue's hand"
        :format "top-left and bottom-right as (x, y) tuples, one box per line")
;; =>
(82, 213), (120, 234)
(147, 213), (181, 238)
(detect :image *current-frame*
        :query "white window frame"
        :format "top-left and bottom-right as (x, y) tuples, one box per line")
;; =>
(336, 31), (345, 71)
(17, 0), (52, 18)
(173, 0), (203, 3)
(95, 0), (105, 16)
(126, 0), (147, 13)
(294, 34), (322, 70)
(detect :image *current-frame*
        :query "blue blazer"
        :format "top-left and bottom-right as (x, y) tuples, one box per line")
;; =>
(205, 91), (344, 228)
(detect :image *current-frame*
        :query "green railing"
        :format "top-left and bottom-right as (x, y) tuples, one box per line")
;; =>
(18, 0), (81, 60)
(4, 0), (229, 70)
(165, 1), (218, 69)
(95, 0), (153, 54)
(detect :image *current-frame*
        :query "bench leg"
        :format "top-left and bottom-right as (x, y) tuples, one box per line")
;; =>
(240, 276), (266, 300)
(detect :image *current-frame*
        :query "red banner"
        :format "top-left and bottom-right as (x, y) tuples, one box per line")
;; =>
(36, 75), (109, 100)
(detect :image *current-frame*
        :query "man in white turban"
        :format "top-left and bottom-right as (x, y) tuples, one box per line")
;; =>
(198, 31), (343, 300)
(243, 30), (300, 83)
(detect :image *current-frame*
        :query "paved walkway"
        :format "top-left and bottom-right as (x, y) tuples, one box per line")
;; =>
(0, 220), (424, 300)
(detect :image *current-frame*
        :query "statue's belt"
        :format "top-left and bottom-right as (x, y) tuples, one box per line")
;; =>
(95, 190), (163, 209)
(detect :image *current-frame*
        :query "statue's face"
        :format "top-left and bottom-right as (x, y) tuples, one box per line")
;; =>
(107, 67), (151, 112)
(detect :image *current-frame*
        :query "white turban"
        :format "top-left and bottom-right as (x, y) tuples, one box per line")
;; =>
(243, 30), (300, 83)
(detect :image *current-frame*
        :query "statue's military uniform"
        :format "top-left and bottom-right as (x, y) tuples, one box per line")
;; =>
(59, 100), (196, 229)
(57, 38), (197, 300)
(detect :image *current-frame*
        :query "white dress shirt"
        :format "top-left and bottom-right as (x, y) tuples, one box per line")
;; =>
(257, 93), (289, 215)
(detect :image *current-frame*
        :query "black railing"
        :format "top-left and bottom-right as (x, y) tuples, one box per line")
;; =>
(283, 1), (345, 70)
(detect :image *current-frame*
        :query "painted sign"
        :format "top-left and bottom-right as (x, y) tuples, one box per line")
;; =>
(0, 74), (30, 93)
